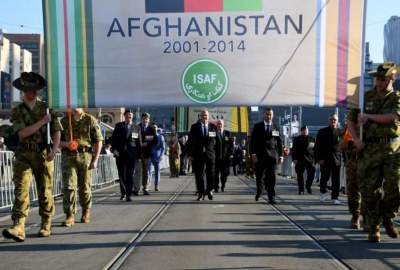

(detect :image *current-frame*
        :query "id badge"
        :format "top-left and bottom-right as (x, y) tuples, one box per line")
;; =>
(272, 130), (280, 137)
(132, 132), (139, 139)
(209, 131), (216, 137)
(145, 135), (154, 141)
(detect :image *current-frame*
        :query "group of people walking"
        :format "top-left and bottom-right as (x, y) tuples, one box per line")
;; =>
(289, 62), (400, 243)
(3, 62), (400, 245)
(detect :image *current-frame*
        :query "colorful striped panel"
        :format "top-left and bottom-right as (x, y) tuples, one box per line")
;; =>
(184, 0), (223, 12)
(43, 0), (94, 108)
(145, 0), (262, 13)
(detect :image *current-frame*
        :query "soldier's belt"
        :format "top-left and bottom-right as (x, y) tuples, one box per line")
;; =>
(63, 146), (92, 154)
(364, 137), (400, 144)
(19, 143), (45, 152)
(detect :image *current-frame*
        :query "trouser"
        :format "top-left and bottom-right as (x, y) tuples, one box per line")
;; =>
(11, 150), (55, 219)
(180, 154), (188, 174)
(214, 158), (230, 190)
(295, 162), (315, 192)
(192, 155), (215, 195)
(319, 162), (340, 199)
(169, 155), (180, 177)
(116, 152), (136, 198)
(62, 152), (93, 215)
(139, 158), (151, 191)
(345, 153), (364, 216)
(255, 158), (276, 199)
(358, 144), (400, 227)
(133, 159), (141, 192)
(151, 158), (161, 187)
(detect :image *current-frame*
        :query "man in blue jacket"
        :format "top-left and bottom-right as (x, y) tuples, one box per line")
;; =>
(151, 124), (165, 191)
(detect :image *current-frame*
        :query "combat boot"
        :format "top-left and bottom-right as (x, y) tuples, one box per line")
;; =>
(350, 214), (360, 229)
(383, 220), (399, 238)
(62, 214), (75, 227)
(368, 226), (381, 243)
(38, 217), (52, 237)
(81, 209), (90, 223)
(2, 217), (26, 242)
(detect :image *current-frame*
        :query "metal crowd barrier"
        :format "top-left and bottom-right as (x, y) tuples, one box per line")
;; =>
(0, 151), (119, 209)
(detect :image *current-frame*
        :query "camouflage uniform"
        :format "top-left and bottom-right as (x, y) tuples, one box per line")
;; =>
(168, 135), (181, 177)
(343, 141), (366, 228)
(348, 89), (400, 233)
(60, 112), (103, 217)
(10, 100), (61, 220)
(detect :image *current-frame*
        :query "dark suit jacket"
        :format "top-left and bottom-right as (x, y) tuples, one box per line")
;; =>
(187, 121), (218, 160)
(215, 130), (234, 161)
(314, 126), (341, 166)
(250, 121), (283, 161)
(292, 135), (315, 164)
(138, 123), (158, 159)
(111, 122), (142, 159)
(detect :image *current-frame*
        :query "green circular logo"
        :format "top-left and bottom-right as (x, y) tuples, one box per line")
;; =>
(181, 59), (228, 104)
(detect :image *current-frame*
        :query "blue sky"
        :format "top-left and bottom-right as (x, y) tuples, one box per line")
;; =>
(0, 0), (399, 63)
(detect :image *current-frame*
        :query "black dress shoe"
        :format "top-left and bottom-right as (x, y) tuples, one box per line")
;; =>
(120, 195), (125, 200)
(255, 192), (261, 201)
(196, 193), (203, 201)
(143, 190), (150, 195)
(306, 187), (312, 194)
(214, 189), (219, 193)
(298, 191), (304, 195)
(221, 187), (225, 192)
(208, 192), (213, 200)
(126, 196), (132, 202)
(269, 198), (276, 204)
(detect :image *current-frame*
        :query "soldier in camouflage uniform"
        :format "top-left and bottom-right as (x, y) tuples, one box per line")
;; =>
(2, 72), (61, 242)
(60, 108), (103, 227)
(347, 62), (400, 242)
(341, 135), (366, 230)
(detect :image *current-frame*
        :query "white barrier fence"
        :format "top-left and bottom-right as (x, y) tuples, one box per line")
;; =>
(0, 151), (119, 209)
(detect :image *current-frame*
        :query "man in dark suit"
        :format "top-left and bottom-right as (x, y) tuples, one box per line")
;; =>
(111, 109), (142, 201)
(250, 108), (283, 204)
(314, 114), (342, 204)
(187, 109), (218, 200)
(292, 126), (315, 195)
(214, 119), (234, 192)
(138, 113), (158, 195)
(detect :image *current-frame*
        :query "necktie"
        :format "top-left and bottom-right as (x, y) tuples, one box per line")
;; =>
(203, 124), (207, 137)
(266, 125), (270, 134)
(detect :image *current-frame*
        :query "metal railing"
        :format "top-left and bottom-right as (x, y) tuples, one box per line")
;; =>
(0, 151), (119, 209)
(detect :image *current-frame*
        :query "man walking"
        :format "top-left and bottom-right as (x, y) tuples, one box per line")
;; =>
(250, 108), (283, 204)
(292, 126), (315, 195)
(151, 125), (165, 191)
(2, 72), (61, 241)
(59, 108), (103, 226)
(111, 109), (141, 201)
(187, 109), (218, 200)
(314, 114), (342, 205)
(214, 119), (234, 192)
(138, 113), (158, 195)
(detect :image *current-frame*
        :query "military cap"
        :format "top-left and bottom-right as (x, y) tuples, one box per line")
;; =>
(369, 62), (400, 78)
(13, 72), (46, 92)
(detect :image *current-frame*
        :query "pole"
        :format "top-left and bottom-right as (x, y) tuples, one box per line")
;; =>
(289, 106), (293, 138)
(46, 108), (51, 153)
(299, 106), (302, 129)
(359, 0), (368, 141)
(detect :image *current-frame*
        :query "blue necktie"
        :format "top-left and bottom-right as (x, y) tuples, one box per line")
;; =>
(203, 125), (207, 137)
